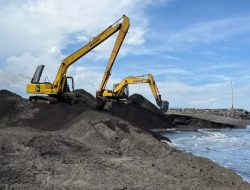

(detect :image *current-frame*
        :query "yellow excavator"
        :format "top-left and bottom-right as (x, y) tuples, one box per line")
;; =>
(26, 15), (130, 103)
(96, 74), (169, 111)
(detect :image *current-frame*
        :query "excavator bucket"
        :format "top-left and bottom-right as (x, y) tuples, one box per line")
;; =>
(157, 100), (169, 112)
(161, 101), (169, 112)
(96, 97), (107, 109)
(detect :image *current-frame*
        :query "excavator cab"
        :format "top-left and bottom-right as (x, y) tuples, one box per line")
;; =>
(27, 65), (53, 95)
(28, 65), (76, 103)
(113, 83), (129, 98)
(29, 65), (75, 93)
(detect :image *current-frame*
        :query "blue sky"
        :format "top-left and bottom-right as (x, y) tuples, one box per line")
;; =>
(0, 0), (249, 110)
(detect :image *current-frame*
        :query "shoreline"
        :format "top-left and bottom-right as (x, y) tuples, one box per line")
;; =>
(163, 125), (250, 183)
(166, 109), (250, 132)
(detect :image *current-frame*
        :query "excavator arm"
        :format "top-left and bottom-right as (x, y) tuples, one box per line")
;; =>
(147, 74), (162, 106)
(96, 16), (130, 97)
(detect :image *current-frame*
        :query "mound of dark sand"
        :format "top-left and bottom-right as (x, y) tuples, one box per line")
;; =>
(128, 93), (162, 114)
(0, 89), (249, 189)
(0, 90), (172, 140)
(109, 94), (174, 140)
(1, 119), (249, 189)
(0, 89), (94, 130)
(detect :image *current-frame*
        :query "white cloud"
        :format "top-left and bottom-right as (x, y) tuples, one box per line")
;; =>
(68, 65), (103, 94)
(0, 50), (62, 95)
(198, 63), (239, 72)
(184, 17), (250, 43)
(159, 79), (250, 109)
(0, 0), (163, 57)
(190, 98), (218, 107)
(122, 77), (248, 110)
(154, 16), (250, 52)
(154, 68), (193, 77)
(161, 54), (182, 62)
(0, 0), (171, 96)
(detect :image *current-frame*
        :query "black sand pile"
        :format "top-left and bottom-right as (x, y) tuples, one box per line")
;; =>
(0, 90), (172, 140)
(0, 89), (249, 189)
(0, 89), (94, 130)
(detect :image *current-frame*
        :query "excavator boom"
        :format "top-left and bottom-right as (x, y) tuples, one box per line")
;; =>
(96, 16), (130, 96)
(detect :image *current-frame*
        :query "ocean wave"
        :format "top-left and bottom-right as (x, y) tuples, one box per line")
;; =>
(181, 129), (241, 144)
(167, 127), (250, 182)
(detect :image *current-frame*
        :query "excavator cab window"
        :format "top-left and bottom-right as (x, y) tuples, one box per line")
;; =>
(123, 84), (129, 98)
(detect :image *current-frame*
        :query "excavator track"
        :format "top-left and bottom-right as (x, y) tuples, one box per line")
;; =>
(29, 94), (80, 105)
(29, 96), (58, 104)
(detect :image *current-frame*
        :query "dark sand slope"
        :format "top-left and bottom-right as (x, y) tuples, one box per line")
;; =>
(0, 90), (249, 189)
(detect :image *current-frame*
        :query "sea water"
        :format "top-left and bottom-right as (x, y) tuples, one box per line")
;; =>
(163, 126), (250, 182)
